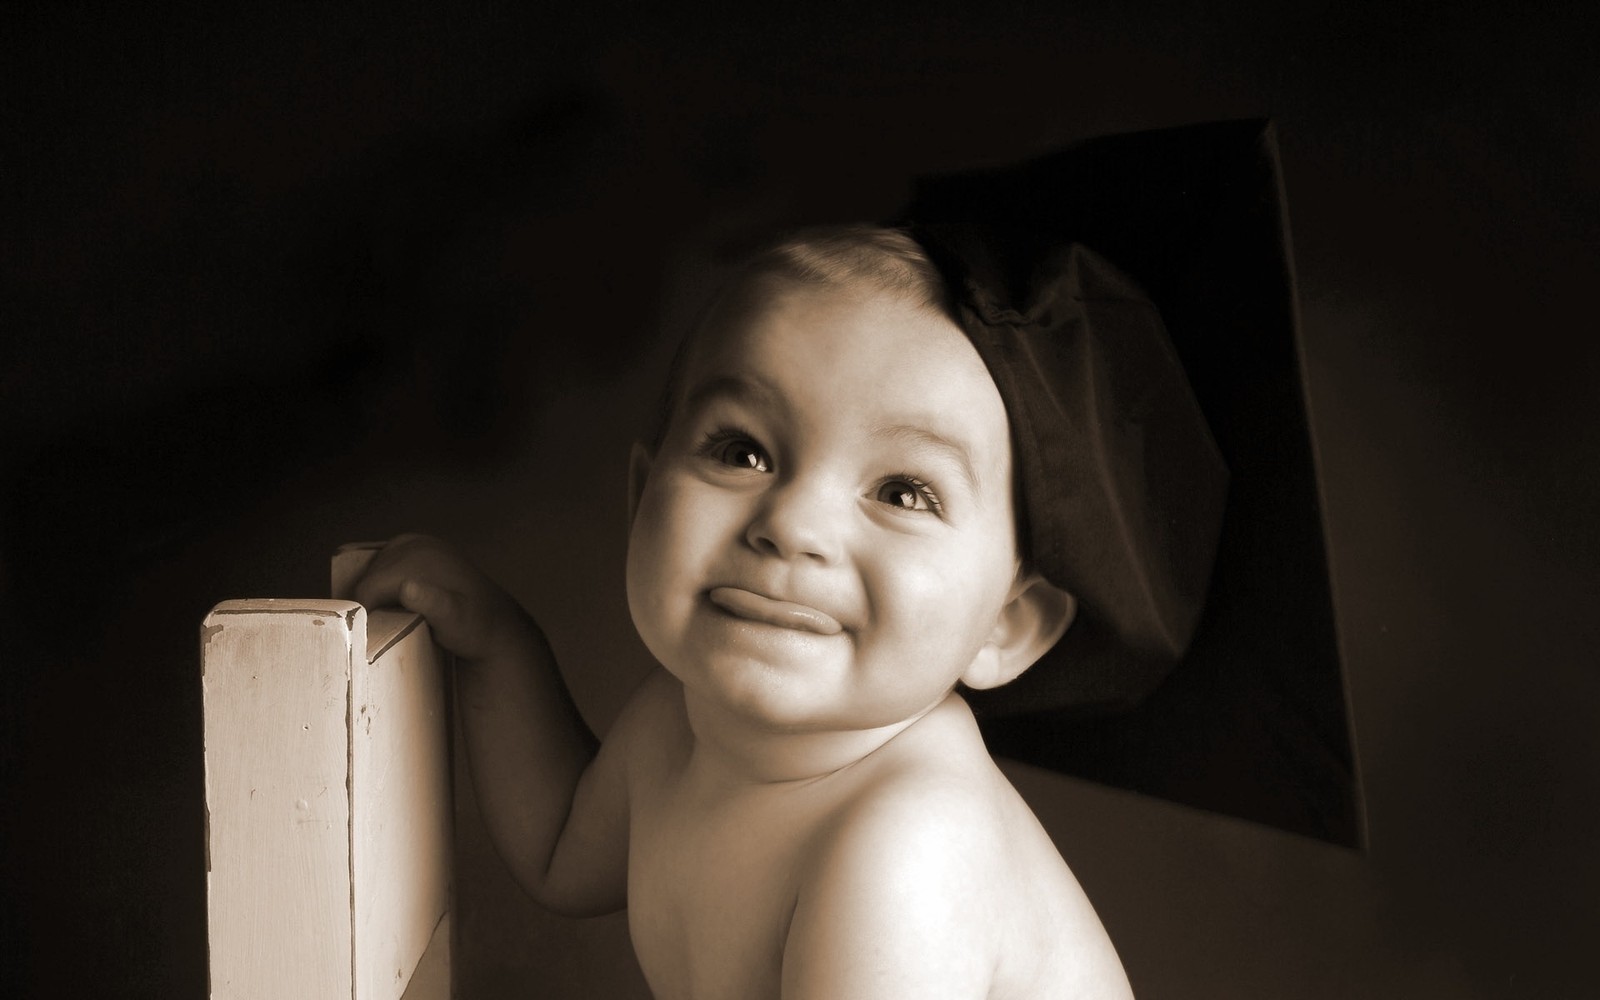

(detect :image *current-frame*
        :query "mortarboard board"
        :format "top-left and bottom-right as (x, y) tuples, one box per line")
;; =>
(901, 120), (1362, 846)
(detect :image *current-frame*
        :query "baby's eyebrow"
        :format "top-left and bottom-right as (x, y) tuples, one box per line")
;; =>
(872, 424), (982, 497)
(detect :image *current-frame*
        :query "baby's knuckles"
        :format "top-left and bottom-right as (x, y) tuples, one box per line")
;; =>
(362, 535), (535, 663)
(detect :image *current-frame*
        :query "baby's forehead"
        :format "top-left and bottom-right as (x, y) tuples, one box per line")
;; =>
(684, 277), (1013, 449)
(693, 271), (949, 360)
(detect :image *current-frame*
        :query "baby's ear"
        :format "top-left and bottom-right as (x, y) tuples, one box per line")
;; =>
(962, 573), (1077, 691)
(627, 442), (654, 525)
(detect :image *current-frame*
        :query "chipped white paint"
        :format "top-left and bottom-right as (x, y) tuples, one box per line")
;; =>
(203, 593), (452, 1000)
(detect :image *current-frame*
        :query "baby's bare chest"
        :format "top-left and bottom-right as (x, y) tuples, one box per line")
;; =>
(626, 785), (826, 1000)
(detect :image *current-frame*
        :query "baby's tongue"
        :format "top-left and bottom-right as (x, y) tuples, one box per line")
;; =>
(708, 588), (842, 635)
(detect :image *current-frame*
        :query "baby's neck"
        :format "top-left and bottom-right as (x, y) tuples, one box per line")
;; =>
(679, 691), (950, 788)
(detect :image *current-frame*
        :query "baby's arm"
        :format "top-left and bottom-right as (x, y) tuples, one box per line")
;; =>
(353, 534), (627, 915)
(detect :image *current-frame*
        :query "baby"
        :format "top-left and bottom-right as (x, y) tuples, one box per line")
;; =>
(356, 226), (1139, 998)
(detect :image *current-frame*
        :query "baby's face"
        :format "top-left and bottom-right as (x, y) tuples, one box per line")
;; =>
(626, 276), (1022, 735)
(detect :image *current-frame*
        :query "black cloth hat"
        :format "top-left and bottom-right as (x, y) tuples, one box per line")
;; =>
(909, 228), (1230, 711)
(901, 120), (1362, 846)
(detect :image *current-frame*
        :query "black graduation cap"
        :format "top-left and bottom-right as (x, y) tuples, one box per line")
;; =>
(900, 120), (1362, 846)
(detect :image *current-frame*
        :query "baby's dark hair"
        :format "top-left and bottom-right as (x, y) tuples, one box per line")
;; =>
(647, 224), (950, 450)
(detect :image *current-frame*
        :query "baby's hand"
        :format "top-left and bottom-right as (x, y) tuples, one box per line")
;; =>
(352, 533), (536, 663)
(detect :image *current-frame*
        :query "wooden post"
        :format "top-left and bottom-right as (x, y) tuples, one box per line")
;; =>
(202, 594), (452, 999)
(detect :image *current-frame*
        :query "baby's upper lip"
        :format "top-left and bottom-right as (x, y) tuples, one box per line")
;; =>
(707, 586), (843, 635)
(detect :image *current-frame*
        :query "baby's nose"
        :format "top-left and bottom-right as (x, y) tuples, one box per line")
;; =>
(744, 478), (844, 564)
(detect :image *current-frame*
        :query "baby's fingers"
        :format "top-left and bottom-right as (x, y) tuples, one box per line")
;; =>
(349, 535), (527, 661)
(350, 544), (414, 611)
(394, 578), (479, 654)
(350, 534), (450, 608)
(399, 576), (529, 661)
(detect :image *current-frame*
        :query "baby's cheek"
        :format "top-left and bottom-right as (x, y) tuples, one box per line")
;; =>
(879, 564), (973, 638)
(909, 555), (1013, 648)
(626, 500), (680, 617)
(628, 479), (691, 567)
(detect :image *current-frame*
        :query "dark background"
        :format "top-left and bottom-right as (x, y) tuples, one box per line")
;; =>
(4, 3), (1597, 997)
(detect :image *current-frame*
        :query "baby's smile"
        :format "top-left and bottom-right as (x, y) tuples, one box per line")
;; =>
(707, 586), (843, 635)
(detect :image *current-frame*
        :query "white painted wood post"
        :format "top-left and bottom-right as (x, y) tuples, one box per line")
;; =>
(202, 549), (453, 999)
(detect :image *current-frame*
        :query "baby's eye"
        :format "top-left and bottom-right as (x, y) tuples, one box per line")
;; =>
(703, 431), (771, 472)
(874, 477), (941, 513)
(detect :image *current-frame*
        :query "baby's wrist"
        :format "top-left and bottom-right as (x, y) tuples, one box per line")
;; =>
(461, 600), (545, 667)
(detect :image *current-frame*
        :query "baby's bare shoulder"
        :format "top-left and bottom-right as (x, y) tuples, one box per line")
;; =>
(784, 775), (1003, 997)
(817, 723), (1021, 890)
(787, 705), (1132, 999)
(780, 713), (1014, 996)
(830, 697), (1025, 849)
